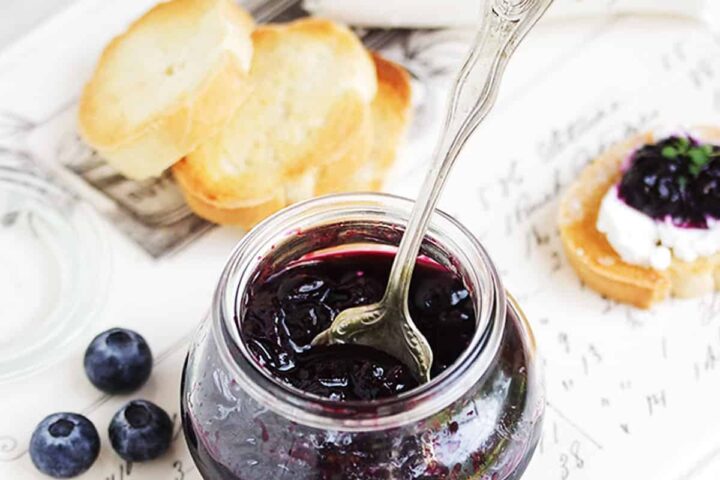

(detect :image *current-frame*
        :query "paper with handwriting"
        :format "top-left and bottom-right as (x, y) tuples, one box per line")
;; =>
(0, 1), (719, 478)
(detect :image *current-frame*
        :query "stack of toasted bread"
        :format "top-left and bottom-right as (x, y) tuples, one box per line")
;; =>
(78, 0), (412, 229)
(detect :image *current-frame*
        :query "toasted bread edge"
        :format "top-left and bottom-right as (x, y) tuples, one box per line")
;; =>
(559, 127), (720, 308)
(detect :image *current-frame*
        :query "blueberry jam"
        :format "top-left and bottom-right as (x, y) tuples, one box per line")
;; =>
(239, 250), (476, 401)
(181, 230), (543, 480)
(182, 288), (540, 480)
(618, 135), (720, 228)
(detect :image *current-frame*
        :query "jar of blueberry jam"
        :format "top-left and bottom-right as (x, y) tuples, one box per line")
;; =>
(181, 194), (544, 479)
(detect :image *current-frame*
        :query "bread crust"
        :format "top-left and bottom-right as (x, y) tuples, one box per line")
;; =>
(174, 107), (372, 228)
(363, 53), (413, 190)
(172, 93), (371, 207)
(174, 51), (412, 229)
(559, 127), (720, 308)
(78, 0), (255, 179)
(181, 188), (287, 229)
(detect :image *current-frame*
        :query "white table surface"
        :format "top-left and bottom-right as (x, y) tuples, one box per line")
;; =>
(0, 0), (77, 48)
(2, 1), (720, 480)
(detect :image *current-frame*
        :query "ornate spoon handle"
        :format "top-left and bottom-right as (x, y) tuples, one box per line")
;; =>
(312, 0), (554, 383)
(384, 0), (555, 306)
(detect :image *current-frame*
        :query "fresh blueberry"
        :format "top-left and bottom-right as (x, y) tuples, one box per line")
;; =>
(109, 400), (173, 462)
(84, 328), (153, 394)
(30, 413), (100, 478)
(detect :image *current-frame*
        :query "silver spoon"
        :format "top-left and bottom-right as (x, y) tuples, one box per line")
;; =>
(312, 0), (555, 383)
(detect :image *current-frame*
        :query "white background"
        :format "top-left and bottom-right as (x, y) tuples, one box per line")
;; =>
(1, 1), (720, 479)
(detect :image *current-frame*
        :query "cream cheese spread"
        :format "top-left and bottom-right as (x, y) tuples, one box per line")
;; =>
(597, 186), (720, 270)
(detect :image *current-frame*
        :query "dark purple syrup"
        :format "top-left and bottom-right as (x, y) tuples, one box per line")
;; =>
(239, 250), (476, 401)
(618, 135), (720, 228)
(181, 250), (541, 479)
(181, 293), (539, 480)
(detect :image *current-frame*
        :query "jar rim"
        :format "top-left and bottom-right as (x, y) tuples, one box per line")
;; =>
(212, 193), (507, 431)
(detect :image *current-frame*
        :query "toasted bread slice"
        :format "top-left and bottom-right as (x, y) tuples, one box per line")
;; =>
(178, 135), (371, 228)
(316, 53), (413, 195)
(355, 53), (413, 191)
(172, 18), (381, 227)
(177, 121), (373, 228)
(559, 127), (720, 308)
(78, 0), (254, 180)
(174, 51), (411, 228)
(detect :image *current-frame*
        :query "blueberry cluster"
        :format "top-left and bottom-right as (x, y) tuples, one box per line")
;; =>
(618, 136), (720, 228)
(29, 329), (173, 478)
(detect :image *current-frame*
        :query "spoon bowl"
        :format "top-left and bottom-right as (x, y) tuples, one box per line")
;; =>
(312, 295), (434, 383)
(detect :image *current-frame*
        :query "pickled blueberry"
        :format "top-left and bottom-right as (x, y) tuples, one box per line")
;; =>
(30, 413), (100, 478)
(84, 328), (153, 394)
(109, 400), (173, 462)
(241, 251), (477, 401)
(618, 136), (720, 227)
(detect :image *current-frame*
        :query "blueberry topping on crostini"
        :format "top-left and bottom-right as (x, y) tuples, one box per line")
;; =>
(618, 135), (720, 227)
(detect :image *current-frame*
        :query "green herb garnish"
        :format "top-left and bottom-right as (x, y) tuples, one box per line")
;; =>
(660, 136), (720, 177)
(662, 146), (679, 158)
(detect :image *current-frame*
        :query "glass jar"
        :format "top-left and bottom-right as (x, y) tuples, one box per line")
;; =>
(181, 193), (543, 480)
